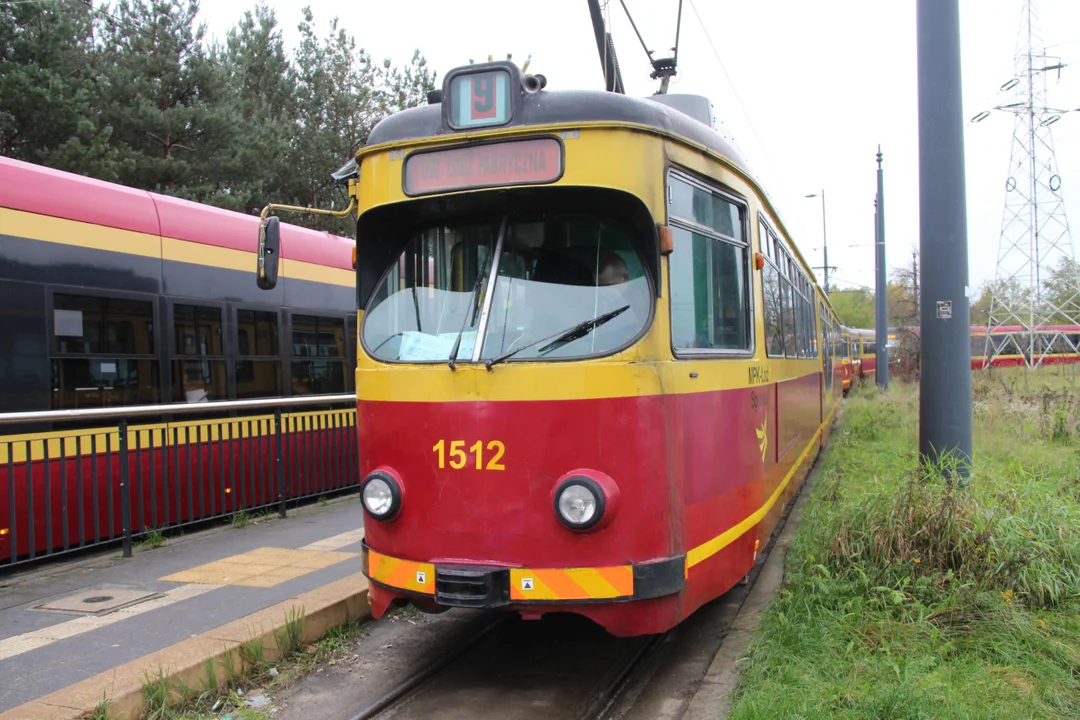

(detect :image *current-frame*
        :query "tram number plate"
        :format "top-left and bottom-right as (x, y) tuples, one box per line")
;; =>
(432, 439), (506, 471)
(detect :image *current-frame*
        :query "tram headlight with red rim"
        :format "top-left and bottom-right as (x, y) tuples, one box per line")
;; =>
(552, 471), (620, 532)
(361, 470), (402, 521)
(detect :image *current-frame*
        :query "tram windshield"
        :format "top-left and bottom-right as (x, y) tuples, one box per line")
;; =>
(361, 213), (652, 364)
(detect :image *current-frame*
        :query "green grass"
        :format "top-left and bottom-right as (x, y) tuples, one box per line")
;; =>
(728, 373), (1080, 719)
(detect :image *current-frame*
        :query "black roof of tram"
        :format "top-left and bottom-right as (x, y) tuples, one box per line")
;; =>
(365, 86), (752, 177)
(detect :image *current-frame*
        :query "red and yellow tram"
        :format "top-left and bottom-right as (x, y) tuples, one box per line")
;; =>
(259, 60), (844, 636)
(837, 326), (854, 393)
(970, 324), (1080, 368)
(0, 157), (358, 564)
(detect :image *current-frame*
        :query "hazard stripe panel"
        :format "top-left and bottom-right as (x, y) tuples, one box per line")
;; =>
(509, 566), (633, 601)
(366, 548), (435, 595)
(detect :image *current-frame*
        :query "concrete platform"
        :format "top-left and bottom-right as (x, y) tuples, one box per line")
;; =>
(0, 498), (369, 718)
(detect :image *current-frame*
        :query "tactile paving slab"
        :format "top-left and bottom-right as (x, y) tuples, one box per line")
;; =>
(159, 547), (357, 587)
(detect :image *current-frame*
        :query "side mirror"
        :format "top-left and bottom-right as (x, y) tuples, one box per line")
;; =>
(257, 216), (280, 290)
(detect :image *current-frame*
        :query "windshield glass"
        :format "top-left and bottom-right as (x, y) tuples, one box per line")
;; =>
(362, 213), (651, 363)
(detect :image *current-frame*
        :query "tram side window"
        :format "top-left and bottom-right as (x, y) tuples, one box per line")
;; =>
(760, 222), (785, 358)
(971, 334), (984, 356)
(171, 304), (227, 403)
(51, 293), (159, 409)
(291, 315), (347, 395)
(235, 309), (282, 398)
(669, 175), (750, 352)
(864, 341), (876, 356)
(780, 254), (799, 358)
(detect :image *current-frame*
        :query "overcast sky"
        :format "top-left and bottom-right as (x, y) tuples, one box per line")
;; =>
(199, 0), (1080, 293)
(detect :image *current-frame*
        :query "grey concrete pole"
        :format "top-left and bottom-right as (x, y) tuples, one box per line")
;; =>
(916, 0), (973, 478)
(875, 149), (889, 390)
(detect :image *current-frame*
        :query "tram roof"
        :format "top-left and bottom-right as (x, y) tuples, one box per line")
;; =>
(365, 87), (753, 178)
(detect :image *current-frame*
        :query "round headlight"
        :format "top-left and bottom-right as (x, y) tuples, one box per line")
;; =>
(361, 472), (401, 520)
(554, 477), (605, 530)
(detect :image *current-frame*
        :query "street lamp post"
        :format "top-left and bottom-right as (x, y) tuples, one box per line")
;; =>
(805, 190), (829, 293)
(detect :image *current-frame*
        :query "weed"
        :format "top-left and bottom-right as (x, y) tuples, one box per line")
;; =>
(221, 643), (240, 684)
(201, 655), (218, 693)
(231, 511), (251, 529)
(136, 527), (167, 550)
(273, 606), (305, 658)
(319, 496), (329, 506)
(239, 634), (266, 674)
(83, 693), (111, 720)
(141, 669), (176, 719)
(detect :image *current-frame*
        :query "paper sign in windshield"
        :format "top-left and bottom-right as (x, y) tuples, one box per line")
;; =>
(398, 331), (476, 362)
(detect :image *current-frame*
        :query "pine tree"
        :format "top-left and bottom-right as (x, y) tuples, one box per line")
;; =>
(287, 7), (437, 232)
(0, 0), (118, 178)
(211, 3), (297, 214)
(95, 0), (237, 195)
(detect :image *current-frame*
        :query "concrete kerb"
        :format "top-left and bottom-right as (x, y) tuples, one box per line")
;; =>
(0, 575), (371, 720)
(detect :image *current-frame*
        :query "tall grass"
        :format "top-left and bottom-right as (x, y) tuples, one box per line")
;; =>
(728, 376), (1080, 719)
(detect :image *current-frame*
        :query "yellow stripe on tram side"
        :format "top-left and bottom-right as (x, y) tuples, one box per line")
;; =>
(0, 207), (160, 258)
(283, 257), (354, 289)
(0, 407), (355, 464)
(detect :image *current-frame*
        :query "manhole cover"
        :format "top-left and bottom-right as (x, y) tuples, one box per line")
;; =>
(36, 588), (160, 615)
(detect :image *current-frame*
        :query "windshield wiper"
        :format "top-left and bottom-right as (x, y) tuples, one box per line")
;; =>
(484, 305), (630, 370)
(448, 216), (508, 370)
(448, 265), (487, 371)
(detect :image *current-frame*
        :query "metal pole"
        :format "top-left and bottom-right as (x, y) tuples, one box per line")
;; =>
(875, 148), (889, 390)
(275, 407), (287, 518)
(820, 189), (829, 293)
(119, 419), (132, 558)
(917, 0), (972, 479)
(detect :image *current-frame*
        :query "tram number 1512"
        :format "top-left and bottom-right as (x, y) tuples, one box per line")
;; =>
(433, 439), (506, 471)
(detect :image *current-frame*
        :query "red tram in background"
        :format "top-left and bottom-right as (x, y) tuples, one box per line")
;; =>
(0, 157), (359, 565)
(970, 324), (1080, 368)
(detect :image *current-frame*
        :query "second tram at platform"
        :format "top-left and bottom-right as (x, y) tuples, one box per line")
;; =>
(256, 60), (844, 636)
